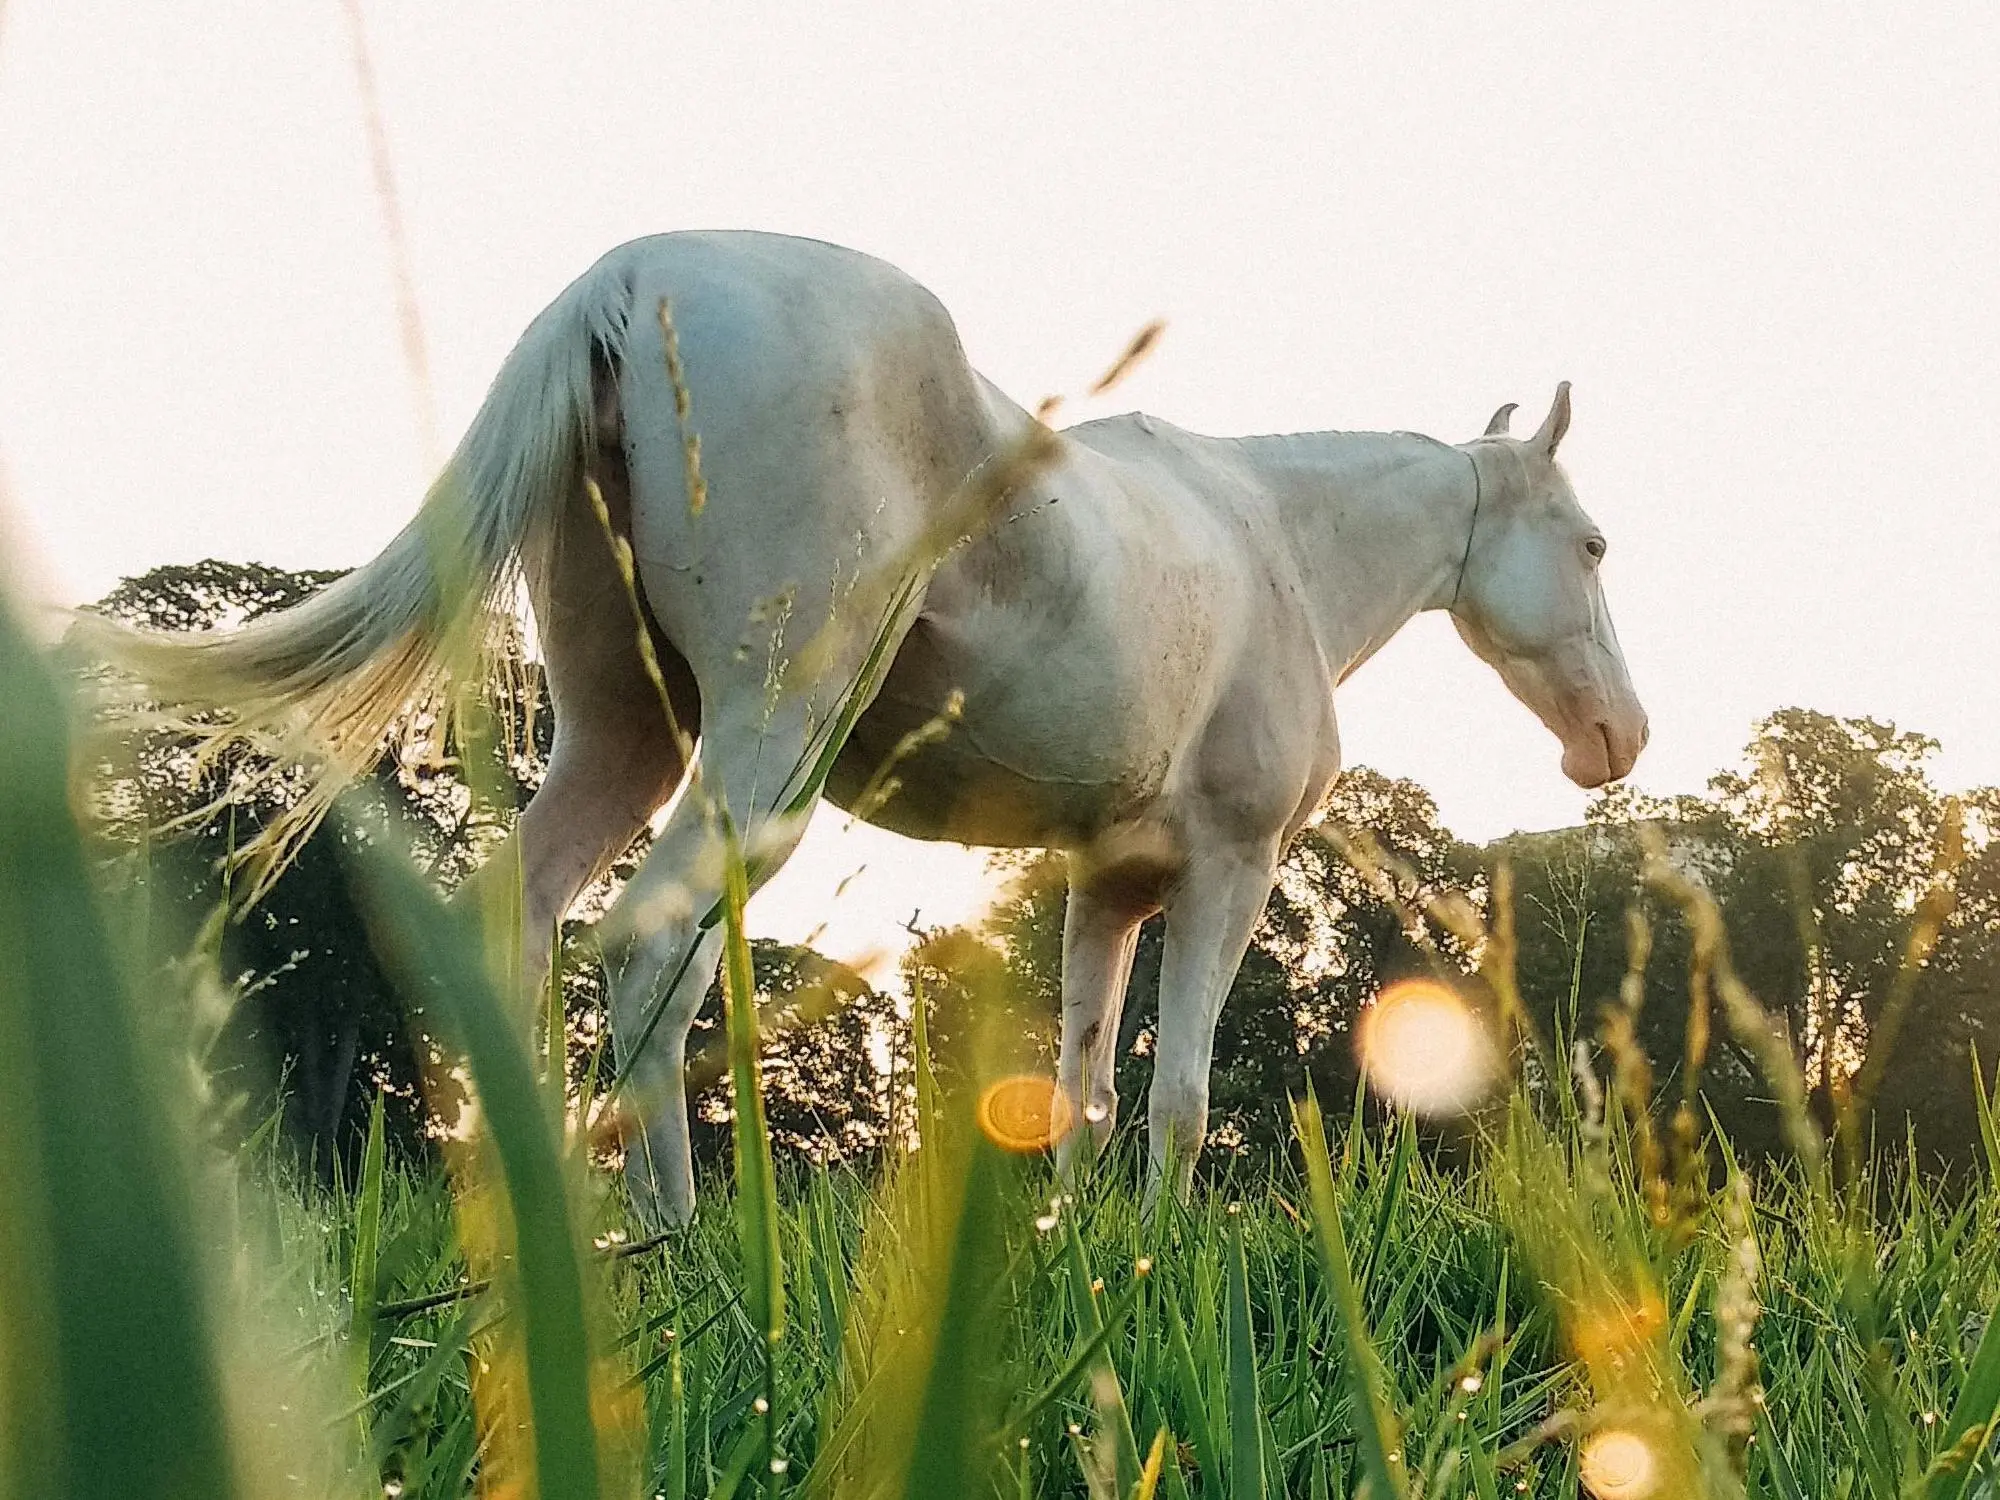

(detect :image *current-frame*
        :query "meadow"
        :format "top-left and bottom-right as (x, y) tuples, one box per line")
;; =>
(7, 564), (2000, 1500)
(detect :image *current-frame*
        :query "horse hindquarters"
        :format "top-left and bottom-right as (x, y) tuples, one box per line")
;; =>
(587, 271), (992, 1224)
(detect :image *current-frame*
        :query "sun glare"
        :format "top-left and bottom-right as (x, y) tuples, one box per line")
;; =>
(1356, 978), (1495, 1115)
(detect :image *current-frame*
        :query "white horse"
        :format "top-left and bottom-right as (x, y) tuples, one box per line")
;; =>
(98, 230), (1646, 1224)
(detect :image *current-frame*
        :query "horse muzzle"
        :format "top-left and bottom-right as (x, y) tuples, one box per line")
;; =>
(1560, 709), (1648, 788)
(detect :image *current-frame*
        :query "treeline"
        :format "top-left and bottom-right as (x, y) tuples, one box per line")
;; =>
(913, 712), (1999, 1171)
(86, 562), (2000, 1175)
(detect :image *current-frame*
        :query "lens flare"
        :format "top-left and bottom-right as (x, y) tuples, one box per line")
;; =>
(1579, 1429), (1658, 1499)
(976, 1075), (1075, 1154)
(1356, 979), (1495, 1115)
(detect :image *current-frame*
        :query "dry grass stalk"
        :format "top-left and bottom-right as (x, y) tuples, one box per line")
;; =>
(1639, 824), (1825, 1172)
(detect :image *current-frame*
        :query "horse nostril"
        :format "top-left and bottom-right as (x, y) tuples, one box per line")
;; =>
(1639, 721), (1651, 751)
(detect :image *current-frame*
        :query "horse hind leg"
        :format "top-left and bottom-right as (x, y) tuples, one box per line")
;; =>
(593, 684), (842, 1227)
(488, 421), (698, 994)
(510, 704), (688, 985)
(589, 482), (933, 1225)
(596, 301), (957, 1221)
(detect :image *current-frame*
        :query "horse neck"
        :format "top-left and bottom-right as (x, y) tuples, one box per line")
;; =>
(1234, 430), (1481, 677)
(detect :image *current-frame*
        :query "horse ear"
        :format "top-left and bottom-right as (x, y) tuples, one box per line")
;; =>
(1532, 381), (1572, 456)
(1483, 403), (1517, 436)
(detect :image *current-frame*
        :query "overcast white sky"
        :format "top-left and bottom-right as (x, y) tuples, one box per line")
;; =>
(3, 4), (1997, 973)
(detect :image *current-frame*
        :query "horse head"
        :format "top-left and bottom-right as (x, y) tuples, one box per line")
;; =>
(1449, 384), (1648, 788)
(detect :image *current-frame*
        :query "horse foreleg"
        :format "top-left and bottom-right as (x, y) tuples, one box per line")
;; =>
(1053, 868), (1147, 1178)
(1145, 838), (1279, 1205)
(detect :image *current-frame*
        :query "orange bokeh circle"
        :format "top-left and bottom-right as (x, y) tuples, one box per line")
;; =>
(976, 1075), (1076, 1154)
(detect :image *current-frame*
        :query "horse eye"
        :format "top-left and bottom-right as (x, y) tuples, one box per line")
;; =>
(1584, 537), (1607, 561)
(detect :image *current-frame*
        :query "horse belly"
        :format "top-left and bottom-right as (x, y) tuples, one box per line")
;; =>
(829, 724), (1128, 847)
(827, 580), (1207, 848)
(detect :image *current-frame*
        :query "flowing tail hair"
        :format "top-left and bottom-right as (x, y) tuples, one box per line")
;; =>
(78, 252), (640, 903)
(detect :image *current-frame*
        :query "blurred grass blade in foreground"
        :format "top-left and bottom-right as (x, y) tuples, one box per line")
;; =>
(897, 1140), (1013, 1498)
(1297, 1096), (1408, 1500)
(349, 812), (635, 1500)
(718, 814), (786, 1492)
(0, 582), (239, 1499)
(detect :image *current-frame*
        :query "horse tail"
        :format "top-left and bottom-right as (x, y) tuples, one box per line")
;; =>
(80, 250), (640, 900)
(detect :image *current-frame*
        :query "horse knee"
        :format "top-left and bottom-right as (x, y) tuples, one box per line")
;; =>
(1148, 1072), (1207, 1164)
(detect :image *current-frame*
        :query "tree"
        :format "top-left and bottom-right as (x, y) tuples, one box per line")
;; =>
(80, 561), (546, 1164)
(686, 939), (908, 1168)
(1505, 710), (2000, 1166)
(1709, 711), (1953, 1114)
(919, 714), (2000, 1175)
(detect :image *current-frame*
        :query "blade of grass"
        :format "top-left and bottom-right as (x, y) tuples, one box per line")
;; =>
(364, 1307), (483, 1471)
(1754, 1405), (1807, 1500)
(1298, 1096), (1410, 1500)
(1066, 1216), (1145, 1493)
(718, 813), (785, 1492)
(1016, 1279), (1147, 1424)
(1973, 1048), (2000, 1211)
(0, 591), (239, 1498)
(1360, 1113), (1416, 1294)
(1223, 1211), (1265, 1500)
(901, 1140), (1014, 1498)
(1921, 1288), (2000, 1500)
(1165, 1299), (1221, 1491)
(350, 1086), (388, 1423)
(911, 967), (941, 1155)
(661, 1341), (688, 1500)
(349, 827), (605, 1500)
(807, 1174), (850, 1374)
(1133, 1426), (1170, 1500)
(544, 917), (568, 1126)
(706, 1417), (774, 1500)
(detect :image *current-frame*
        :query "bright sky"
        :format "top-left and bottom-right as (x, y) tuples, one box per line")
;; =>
(3, 4), (1997, 976)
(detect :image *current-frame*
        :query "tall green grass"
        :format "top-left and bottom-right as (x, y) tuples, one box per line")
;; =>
(235, 1088), (2000, 1498)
